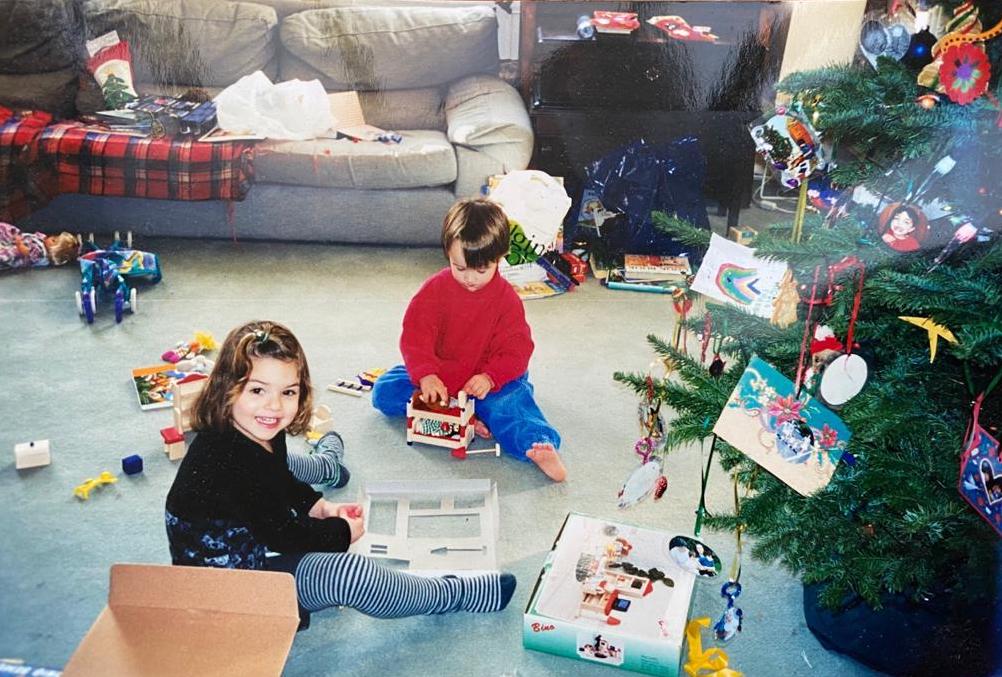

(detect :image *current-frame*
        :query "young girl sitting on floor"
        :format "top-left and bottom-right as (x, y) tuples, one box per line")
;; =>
(166, 320), (515, 627)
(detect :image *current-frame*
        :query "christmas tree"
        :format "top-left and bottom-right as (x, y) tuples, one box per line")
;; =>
(615, 7), (1000, 672)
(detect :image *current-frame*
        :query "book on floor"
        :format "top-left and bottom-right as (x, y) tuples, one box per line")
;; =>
(623, 254), (692, 281)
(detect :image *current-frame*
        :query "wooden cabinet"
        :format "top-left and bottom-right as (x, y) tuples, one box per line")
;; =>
(519, 1), (794, 227)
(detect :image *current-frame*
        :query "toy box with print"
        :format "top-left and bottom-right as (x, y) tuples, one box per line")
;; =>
(523, 513), (695, 676)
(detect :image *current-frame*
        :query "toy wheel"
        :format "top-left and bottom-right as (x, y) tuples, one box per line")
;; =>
(114, 290), (125, 323)
(75, 291), (84, 316)
(452, 447), (467, 460)
(126, 230), (133, 248)
(129, 287), (138, 314)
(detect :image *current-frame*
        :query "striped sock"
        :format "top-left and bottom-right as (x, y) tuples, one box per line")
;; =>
(287, 432), (349, 488)
(294, 552), (508, 617)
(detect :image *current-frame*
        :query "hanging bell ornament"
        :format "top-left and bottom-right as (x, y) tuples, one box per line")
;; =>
(709, 354), (726, 378)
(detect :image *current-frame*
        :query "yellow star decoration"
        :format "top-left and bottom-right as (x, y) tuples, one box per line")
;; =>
(899, 316), (959, 362)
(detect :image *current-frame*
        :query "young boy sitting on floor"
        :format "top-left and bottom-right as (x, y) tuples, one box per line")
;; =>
(372, 198), (566, 482)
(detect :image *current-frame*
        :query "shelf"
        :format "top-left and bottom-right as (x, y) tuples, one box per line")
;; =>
(537, 25), (734, 46)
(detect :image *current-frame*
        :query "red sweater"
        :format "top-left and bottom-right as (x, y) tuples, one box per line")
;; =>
(401, 267), (534, 394)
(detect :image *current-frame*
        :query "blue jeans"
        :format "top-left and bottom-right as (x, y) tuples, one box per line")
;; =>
(371, 365), (560, 461)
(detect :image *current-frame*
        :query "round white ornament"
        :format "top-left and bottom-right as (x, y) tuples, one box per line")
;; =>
(819, 353), (868, 406)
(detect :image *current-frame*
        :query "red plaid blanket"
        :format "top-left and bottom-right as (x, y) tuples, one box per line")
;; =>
(37, 123), (254, 201)
(0, 108), (57, 221)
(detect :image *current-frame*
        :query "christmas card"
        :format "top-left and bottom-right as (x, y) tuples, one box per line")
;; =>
(713, 356), (851, 496)
(959, 411), (1002, 536)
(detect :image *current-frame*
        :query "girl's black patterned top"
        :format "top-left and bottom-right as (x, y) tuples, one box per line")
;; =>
(165, 428), (350, 568)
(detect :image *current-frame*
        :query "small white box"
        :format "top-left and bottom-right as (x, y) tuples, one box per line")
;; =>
(524, 513), (696, 676)
(15, 439), (51, 469)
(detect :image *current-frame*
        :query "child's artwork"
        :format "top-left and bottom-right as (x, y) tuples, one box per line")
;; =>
(748, 106), (824, 188)
(713, 356), (851, 496)
(959, 413), (1002, 537)
(690, 234), (788, 319)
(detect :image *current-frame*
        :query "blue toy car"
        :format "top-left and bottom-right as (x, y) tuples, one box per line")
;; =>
(75, 232), (162, 324)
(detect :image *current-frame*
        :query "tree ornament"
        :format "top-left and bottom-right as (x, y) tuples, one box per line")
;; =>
(819, 354), (869, 407)
(713, 581), (744, 642)
(617, 458), (663, 509)
(901, 27), (937, 71)
(899, 316), (958, 362)
(859, 14), (911, 68)
(916, 92), (940, 109)
(709, 354), (726, 379)
(653, 474), (669, 500)
(770, 268), (800, 329)
(959, 393), (1002, 536)
(939, 43), (990, 105)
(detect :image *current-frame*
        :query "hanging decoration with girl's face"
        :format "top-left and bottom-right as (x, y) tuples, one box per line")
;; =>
(878, 202), (930, 253)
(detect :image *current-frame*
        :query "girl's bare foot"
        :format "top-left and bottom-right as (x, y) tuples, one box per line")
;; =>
(526, 443), (566, 482)
(474, 419), (492, 439)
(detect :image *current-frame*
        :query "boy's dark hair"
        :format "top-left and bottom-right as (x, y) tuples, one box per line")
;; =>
(441, 198), (510, 269)
(191, 320), (313, 436)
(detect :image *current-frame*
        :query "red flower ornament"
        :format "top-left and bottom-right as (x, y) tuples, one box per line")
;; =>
(940, 43), (990, 105)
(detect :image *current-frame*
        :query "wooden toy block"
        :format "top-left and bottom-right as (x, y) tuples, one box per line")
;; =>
(122, 454), (144, 475)
(170, 373), (208, 433)
(160, 426), (186, 461)
(309, 404), (334, 435)
(327, 379), (370, 397)
(15, 439), (51, 469)
(728, 225), (758, 246)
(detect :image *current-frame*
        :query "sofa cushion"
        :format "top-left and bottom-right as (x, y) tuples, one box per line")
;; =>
(240, 0), (492, 20)
(0, 0), (85, 74)
(279, 5), (498, 90)
(359, 88), (444, 132)
(83, 0), (279, 88)
(254, 129), (457, 189)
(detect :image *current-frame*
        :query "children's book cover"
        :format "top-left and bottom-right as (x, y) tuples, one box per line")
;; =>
(131, 363), (182, 410)
(713, 356), (851, 496)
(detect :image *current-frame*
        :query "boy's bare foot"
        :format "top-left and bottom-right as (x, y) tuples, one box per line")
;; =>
(474, 419), (492, 439)
(526, 443), (566, 482)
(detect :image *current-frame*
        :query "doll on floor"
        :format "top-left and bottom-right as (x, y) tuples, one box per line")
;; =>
(0, 222), (79, 271)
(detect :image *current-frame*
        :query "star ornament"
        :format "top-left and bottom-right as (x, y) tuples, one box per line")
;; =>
(899, 316), (959, 362)
(939, 43), (990, 105)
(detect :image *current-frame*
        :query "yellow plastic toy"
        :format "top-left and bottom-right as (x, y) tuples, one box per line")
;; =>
(683, 617), (742, 677)
(73, 471), (118, 500)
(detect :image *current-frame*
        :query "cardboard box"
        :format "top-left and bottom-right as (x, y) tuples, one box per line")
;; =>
(63, 564), (299, 677)
(524, 513), (696, 676)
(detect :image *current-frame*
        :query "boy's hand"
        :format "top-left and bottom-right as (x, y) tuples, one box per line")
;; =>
(462, 373), (494, 399)
(418, 374), (449, 406)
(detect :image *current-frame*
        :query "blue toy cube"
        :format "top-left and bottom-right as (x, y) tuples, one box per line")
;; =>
(122, 454), (144, 475)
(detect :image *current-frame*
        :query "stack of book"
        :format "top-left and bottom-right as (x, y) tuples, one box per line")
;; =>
(604, 254), (692, 294)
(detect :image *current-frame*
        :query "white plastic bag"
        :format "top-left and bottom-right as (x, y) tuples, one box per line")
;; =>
(489, 170), (571, 263)
(215, 71), (333, 140)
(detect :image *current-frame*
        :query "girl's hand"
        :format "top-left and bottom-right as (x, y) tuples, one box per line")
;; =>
(334, 503), (364, 520)
(418, 374), (449, 406)
(462, 373), (493, 399)
(343, 514), (365, 543)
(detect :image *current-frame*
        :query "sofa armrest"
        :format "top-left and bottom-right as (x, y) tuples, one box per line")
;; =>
(445, 74), (533, 197)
